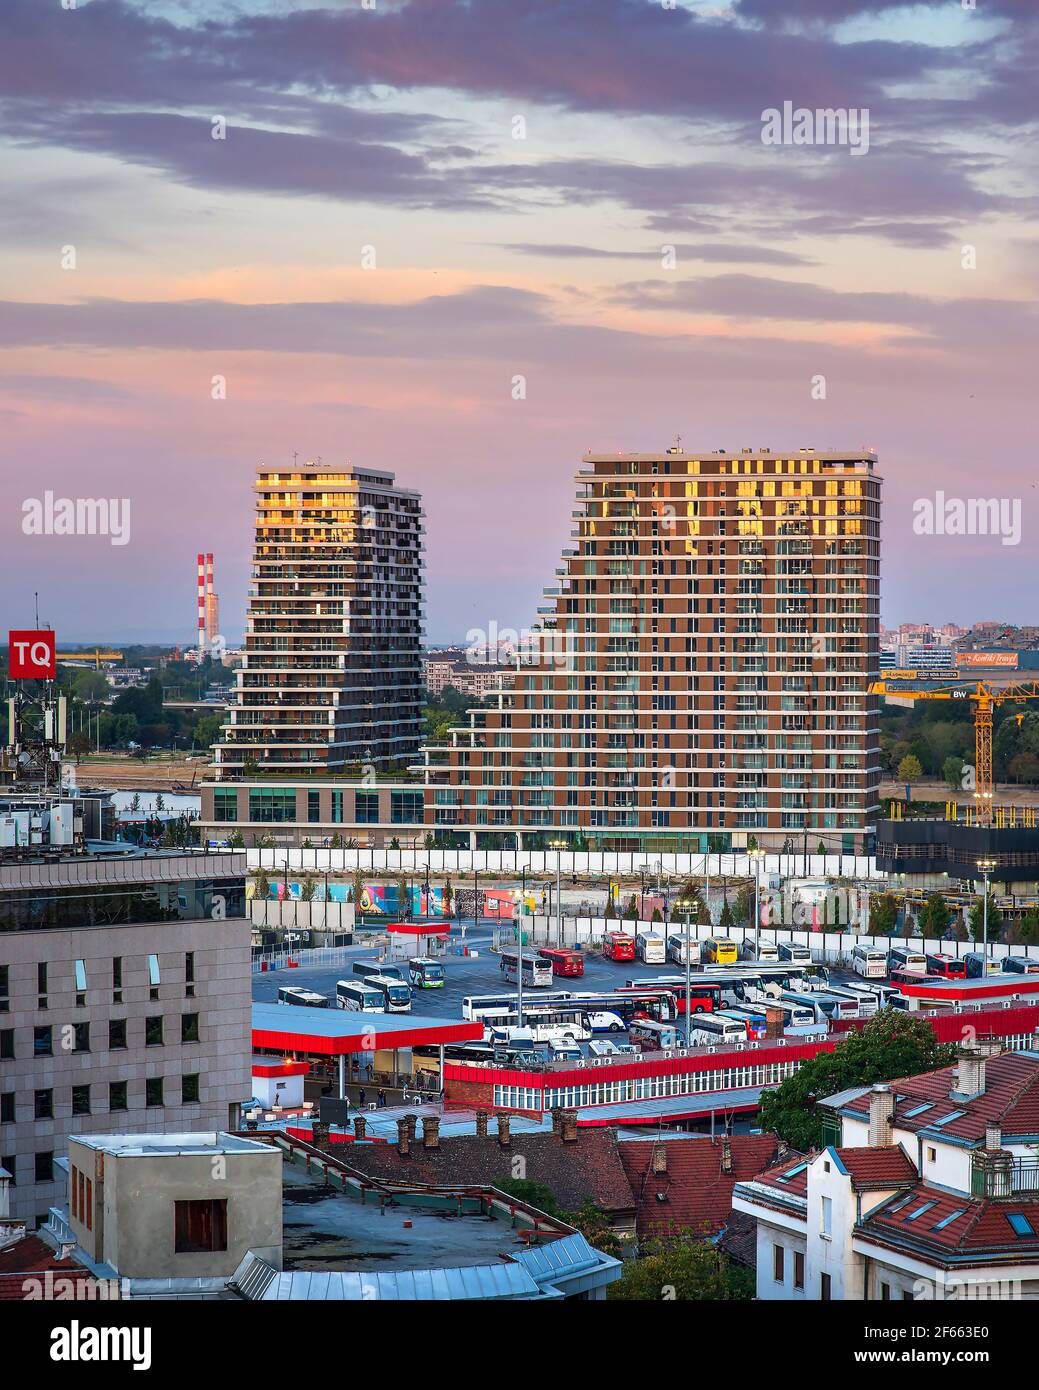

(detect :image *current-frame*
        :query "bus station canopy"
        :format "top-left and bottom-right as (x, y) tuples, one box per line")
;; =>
(252, 1002), (483, 1056)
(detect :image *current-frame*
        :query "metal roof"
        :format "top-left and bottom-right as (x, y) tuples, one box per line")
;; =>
(254, 1263), (540, 1301)
(575, 1085), (764, 1125)
(252, 1002), (483, 1054)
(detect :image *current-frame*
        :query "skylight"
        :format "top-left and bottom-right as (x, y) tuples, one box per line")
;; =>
(904, 1201), (938, 1222)
(887, 1192), (917, 1214)
(1007, 1213), (1036, 1238)
(903, 1102), (934, 1118)
(776, 1162), (809, 1183)
(932, 1208), (967, 1231)
(928, 1110), (966, 1127)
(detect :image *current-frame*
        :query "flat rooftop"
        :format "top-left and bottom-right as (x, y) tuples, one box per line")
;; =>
(71, 1131), (272, 1158)
(252, 1002), (483, 1055)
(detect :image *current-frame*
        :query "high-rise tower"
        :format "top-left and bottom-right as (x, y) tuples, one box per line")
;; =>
(214, 461), (424, 776)
(426, 446), (880, 852)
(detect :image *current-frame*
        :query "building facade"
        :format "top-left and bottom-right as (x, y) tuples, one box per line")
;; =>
(0, 916), (252, 1227)
(213, 461), (424, 777)
(426, 447), (881, 853)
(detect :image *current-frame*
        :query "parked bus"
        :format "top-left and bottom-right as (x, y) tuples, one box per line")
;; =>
(276, 986), (329, 1008)
(538, 947), (585, 977)
(408, 957), (445, 988)
(701, 937), (739, 965)
(499, 950), (553, 988)
(487, 1003), (593, 1045)
(666, 934), (699, 965)
(778, 941), (813, 965)
(1004, 956), (1039, 975)
(888, 947), (928, 977)
(602, 932), (636, 962)
(715, 1007), (767, 1041)
(618, 977), (725, 1014)
(772, 1000), (816, 1029)
(851, 945), (888, 979)
(601, 988), (680, 1024)
(685, 1013), (748, 1047)
(740, 938), (779, 963)
(837, 981), (890, 1015)
(335, 979), (384, 1012)
(353, 960), (409, 986)
(635, 931), (666, 964)
(963, 952), (1002, 978)
(628, 1018), (680, 1051)
(924, 953), (967, 980)
(461, 991), (570, 1024)
(823, 985), (877, 1018)
(781, 990), (856, 1024)
(365, 974), (412, 1012)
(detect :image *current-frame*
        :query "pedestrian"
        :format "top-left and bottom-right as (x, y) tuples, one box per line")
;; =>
(358, 1087), (366, 1109)
(377, 1089), (386, 1109)
(366, 1062), (374, 1082)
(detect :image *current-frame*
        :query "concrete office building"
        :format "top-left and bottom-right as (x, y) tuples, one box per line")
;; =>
(426, 447), (881, 853)
(213, 461), (424, 777)
(0, 915), (252, 1228)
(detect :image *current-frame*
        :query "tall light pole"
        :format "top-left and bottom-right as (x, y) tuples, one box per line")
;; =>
(978, 858), (996, 970)
(550, 839), (566, 947)
(749, 847), (766, 958)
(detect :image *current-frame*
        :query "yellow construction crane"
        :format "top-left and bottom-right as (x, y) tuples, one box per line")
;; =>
(55, 648), (124, 671)
(870, 678), (1039, 827)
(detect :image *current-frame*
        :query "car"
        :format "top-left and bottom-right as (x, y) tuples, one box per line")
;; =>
(585, 1010), (626, 1033)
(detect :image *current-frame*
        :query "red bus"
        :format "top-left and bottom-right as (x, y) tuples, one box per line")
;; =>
(925, 953), (967, 980)
(890, 968), (941, 988)
(538, 947), (585, 977)
(602, 932), (636, 962)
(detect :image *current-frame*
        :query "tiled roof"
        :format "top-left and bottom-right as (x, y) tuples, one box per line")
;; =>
(618, 1134), (784, 1240)
(837, 1145), (918, 1190)
(322, 1128), (636, 1215)
(840, 1052), (1039, 1143)
(860, 1185), (1039, 1261)
(751, 1151), (813, 1198)
(0, 1235), (93, 1301)
(718, 1210), (759, 1268)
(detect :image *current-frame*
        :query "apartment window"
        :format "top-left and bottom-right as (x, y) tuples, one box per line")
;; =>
(773, 1244), (785, 1283)
(38, 962), (48, 1006)
(35, 1152), (53, 1184)
(1, 1156), (15, 1185)
(307, 790), (321, 823)
(174, 1199), (227, 1254)
(821, 1195), (832, 1237)
(820, 1272), (832, 1301)
(355, 791), (379, 824)
(0, 964), (8, 1011)
(74, 959), (87, 993)
(71, 1085), (91, 1117)
(182, 1013), (200, 1044)
(926, 1146), (936, 1163)
(34, 1089), (53, 1120)
(147, 954), (161, 1001)
(1, 1093), (14, 1124)
(185, 952), (195, 987)
(248, 788), (297, 823)
(72, 1022), (90, 1054)
(146, 1078), (164, 1108)
(109, 1018), (127, 1050)
(390, 791), (424, 824)
(113, 956), (123, 1003)
(182, 1074), (200, 1104)
(33, 1026), (52, 1057)
(213, 788), (238, 823)
(880, 1282), (891, 1300)
(793, 1250), (804, 1290)
(146, 1016), (164, 1047)
(0, 1030), (13, 1060)
(331, 790), (344, 823)
(109, 1081), (128, 1112)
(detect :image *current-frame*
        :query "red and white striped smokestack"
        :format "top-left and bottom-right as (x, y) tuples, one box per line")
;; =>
(206, 553), (214, 599)
(197, 552), (206, 654)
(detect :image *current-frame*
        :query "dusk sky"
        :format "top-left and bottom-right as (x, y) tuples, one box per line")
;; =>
(1, 0), (1036, 643)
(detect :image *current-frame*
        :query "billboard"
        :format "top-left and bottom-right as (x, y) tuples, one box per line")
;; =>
(8, 630), (56, 679)
(957, 651), (1019, 668)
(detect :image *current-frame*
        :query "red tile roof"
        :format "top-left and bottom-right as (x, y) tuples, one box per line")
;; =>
(860, 1185), (1039, 1262)
(0, 1234), (94, 1302)
(837, 1145), (918, 1190)
(751, 1152), (813, 1198)
(618, 1134), (784, 1240)
(840, 1051), (1039, 1144)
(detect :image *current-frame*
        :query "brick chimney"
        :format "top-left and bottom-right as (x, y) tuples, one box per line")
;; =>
(497, 1113), (511, 1147)
(720, 1137), (733, 1173)
(311, 1121), (330, 1147)
(550, 1107), (564, 1137)
(422, 1115), (440, 1150)
(475, 1110), (489, 1139)
(405, 1113), (418, 1141)
(396, 1117), (410, 1158)
(353, 1116), (367, 1141)
(985, 1123), (1003, 1153)
(561, 1110), (578, 1144)
(651, 1143), (667, 1174)
(868, 1084), (895, 1146)
(951, 1042), (1001, 1102)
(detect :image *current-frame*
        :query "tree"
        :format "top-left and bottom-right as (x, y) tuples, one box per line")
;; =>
(719, 895), (735, 930)
(968, 894), (1003, 944)
(604, 896), (616, 920)
(72, 669), (109, 704)
(746, 835), (759, 851)
(67, 730), (92, 764)
(816, 840), (826, 856)
(732, 884), (752, 926)
(651, 907), (663, 923)
(757, 1011), (958, 1152)
(919, 892), (951, 939)
(193, 711), (223, 749)
(871, 892), (898, 936)
(943, 754), (965, 792)
(300, 876), (316, 902)
(561, 1198), (624, 1260)
(897, 754), (923, 795)
(495, 1177), (558, 1216)
(622, 894), (639, 920)
(251, 868), (270, 900)
(608, 1232), (753, 1301)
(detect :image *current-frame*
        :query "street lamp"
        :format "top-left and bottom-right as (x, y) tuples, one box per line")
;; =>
(977, 858), (997, 969)
(748, 847), (767, 958)
(548, 838), (567, 947)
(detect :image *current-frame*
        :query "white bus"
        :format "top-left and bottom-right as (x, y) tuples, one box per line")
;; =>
(741, 938), (779, 962)
(408, 957), (446, 988)
(353, 960), (409, 986)
(628, 1017), (680, 1051)
(778, 941), (813, 965)
(888, 947), (928, 976)
(782, 989), (857, 1022)
(851, 945), (889, 979)
(335, 979), (384, 1012)
(461, 991), (574, 1023)
(824, 985), (876, 1019)
(685, 1014), (748, 1047)
(365, 974), (412, 1013)
(487, 1004), (592, 1045)
(666, 934), (698, 964)
(276, 987), (329, 1008)
(636, 931), (666, 964)
(772, 1000), (815, 1029)
(499, 950), (553, 988)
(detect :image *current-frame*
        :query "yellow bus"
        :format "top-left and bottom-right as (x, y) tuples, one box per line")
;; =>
(702, 937), (739, 965)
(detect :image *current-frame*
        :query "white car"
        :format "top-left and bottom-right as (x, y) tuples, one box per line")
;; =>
(585, 1010), (626, 1034)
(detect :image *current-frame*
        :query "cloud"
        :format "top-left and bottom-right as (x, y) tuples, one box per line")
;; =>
(501, 241), (816, 266)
